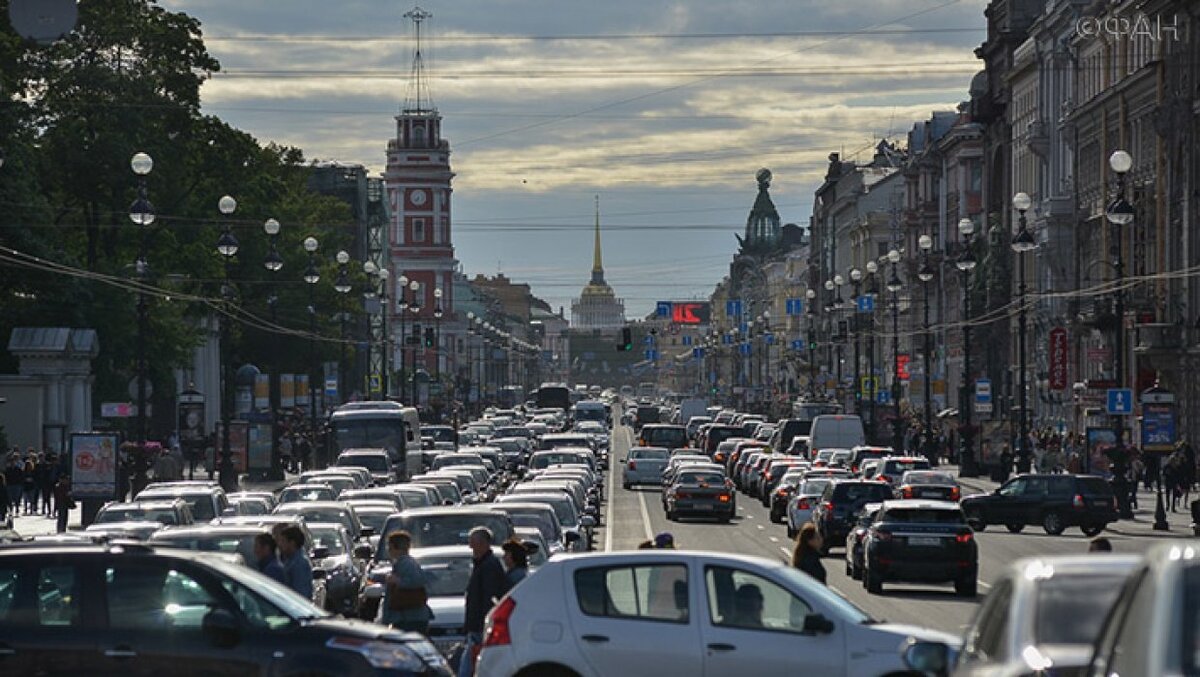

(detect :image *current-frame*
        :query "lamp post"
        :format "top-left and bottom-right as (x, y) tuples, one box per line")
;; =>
(128, 152), (155, 496)
(434, 288), (444, 382)
(397, 275), (409, 402)
(865, 261), (879, 442)
(263, 218), (284, 480)
(955, 217), (979, 476)
(918, 234), (935, 465)
(216, 195), (239, 492)
(832, 274), (845, 401)
(466, 312), (477, 412)
(302, 236), (321, 462)
(1011, 192), (1037, 475)
(408, 279), (421, 404)
(363, 260), (378, 399)
(333, 251), (352, 404)
(806, 288), (817, 396)
(377, 268), (390, 398)
(887, 248), (904, 452)
(762, 309), (771, 414)
(1105, 150), (1150, 525)
(850, 268), (863, 416)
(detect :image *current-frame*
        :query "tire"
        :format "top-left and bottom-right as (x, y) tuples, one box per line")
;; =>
(665, 509), (677, 521)
(845, 560), (852, 576)
(622, 482), (630, 490)
(718, 514), (732, 524)
(1042, 511), (1066, 535)
(1005, 523), (1024, 533)
(851, 562), (863, 581)
(955, 574), (978, 597)
(966, 510), (987, 532)
(1081, 523), (1106, 537)
(866, 568), (883, 594)
(786, 525), (796, 539)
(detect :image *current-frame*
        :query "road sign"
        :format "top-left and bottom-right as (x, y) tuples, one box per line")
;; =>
(368, 374), (381, 393)
(645, 349), (659, 361)
(656, 301), (672, 317)
(791, 339), (804, 351)
(860, 376), (878, 396)
(1106, 388), (1133, 415)
(975, 378), (992, 403)
(682, 335), (693, 346)
(722, 334), (733, 345)
(1142, 403), (1176, 451)
(692, 347), (705, 359)
(101, 402), (134, 418)
(739, 344), (752, 356)
(764, 333), (775, 345)
(785, 298), (804, 316)
(738, 322), (748, 333)
(974, 402), (993, 413)
(876, 390), (891, 404)
(324, 378), (338, 398)
(856, 295), (875, 312)
(725, 300), (743, 317)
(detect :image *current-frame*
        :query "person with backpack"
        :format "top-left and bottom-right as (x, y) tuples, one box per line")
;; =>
(381, 530), (432, 633)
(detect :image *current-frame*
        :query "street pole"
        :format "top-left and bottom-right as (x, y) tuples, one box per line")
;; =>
(263, 218), (284, 480)
(379, 268), (390, 398)
(398, 275), (409, 403)
(918, 235), (935, 465)
(806, 288), (817, 397)
(128, 152), (154, 495)
(334, 251), (351, 405)
(1012, 193), (1037, 475)
(408, 280), (421, 405)
(887, 249), (904, 453)
(851, 268), (862, 416)
(865, 261), (879, 443)
(302, 236), (321, 467)
(216, 195), (239, 493)
(956, 218), (978, 476)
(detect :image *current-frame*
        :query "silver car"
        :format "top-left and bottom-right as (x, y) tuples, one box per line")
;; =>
(621, 446), (669, 488)
(786, 478), (835, 538)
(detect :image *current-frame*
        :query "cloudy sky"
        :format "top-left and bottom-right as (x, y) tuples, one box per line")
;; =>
(162, 0), (988, 318)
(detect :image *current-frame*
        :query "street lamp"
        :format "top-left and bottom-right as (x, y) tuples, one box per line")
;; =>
(1011, 192), (1037, 476)
(887, 248), (905, 453)
(850, 268), (863, 416)
(128, 152), (155, 496)
(302, 236), (320, 463)
(918, 234), (936, 465)
(216, 195), (239, 492)
(363, 260), (378, 399)
(334, 250), (352, 404)
(434, 287), (444, 383)
(956, 217), (979, 476)
(805, 288), (817, 397)
(409, 279), (421, 404)
(864, 261), (879, 442)
(377, 267), (390, 398)
(263, 218), (284, 480)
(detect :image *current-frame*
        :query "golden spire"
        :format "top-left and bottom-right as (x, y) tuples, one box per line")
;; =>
(590, 195), (605, 284)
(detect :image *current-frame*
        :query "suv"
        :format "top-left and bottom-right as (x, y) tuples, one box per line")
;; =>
(960, 473), (1118, 535)
(811, 480), (896, 552)
(135, 483), (231, 522)
(0, 542), (450, 675)
(874, 456), (932, 488)
(702, 424), (745, 455)
(94, 499), (195, 527)
(638, 424), (688, 450)
(335, 448), (394, 484)
(861, 500), (978, 597)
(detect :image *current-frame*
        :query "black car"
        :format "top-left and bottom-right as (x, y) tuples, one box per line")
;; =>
(862, 500), (978, 596)
(768, 469), (807, 523)
(959, 473), (1118, 536)
(844, 502), (884, 580)
(0, 542), (450, 675)
(811, 480), (895, 552)
(663, 467), (735, 523)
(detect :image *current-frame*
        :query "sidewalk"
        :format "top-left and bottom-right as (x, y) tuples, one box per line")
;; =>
(944, 463), (1198, 539)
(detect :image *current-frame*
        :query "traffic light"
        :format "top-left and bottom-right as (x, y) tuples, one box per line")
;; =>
(808, 340), (817, 351)
(424, 327), (435, 348)
(616, 327), (633, 351)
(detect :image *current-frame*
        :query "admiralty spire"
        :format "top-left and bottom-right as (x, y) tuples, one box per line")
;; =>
(570, 196), (626, 330)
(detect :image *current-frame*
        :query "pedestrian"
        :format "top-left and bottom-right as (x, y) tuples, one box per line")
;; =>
(5, 456), (23, 517)
(500, 538), (530, 589)
(280, 433), (294, 474)
(381, 530), (432, 633)
(36, 452), (53, 515)
(461, 526), (507, 677)
(253, 532), (287, 584)
(1088, 537), (1113, 553)
(277, 525), (314, 601)
(653, 532), (675, 549)
(0, 474), (10, 524)
(52, 475), (74, 533)
(790, 522), (827, 584)
(21, 457), (37, 515)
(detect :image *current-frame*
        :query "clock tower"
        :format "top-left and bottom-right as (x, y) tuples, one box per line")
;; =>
(384, 6), (458, 401)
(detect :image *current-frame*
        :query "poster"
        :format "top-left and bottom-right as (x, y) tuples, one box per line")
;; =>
(213, 421), (249, 473)
(978, 420), (1010, 467)
(1141, 403), (1176, 452)
(281, 374), (295, 408)
(247, 423), (273, 472)
(70, 433), (119, 499)
(1086, 427), (1117, 475)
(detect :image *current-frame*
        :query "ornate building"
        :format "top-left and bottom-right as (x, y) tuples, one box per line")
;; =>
(570, 198), (626, 331)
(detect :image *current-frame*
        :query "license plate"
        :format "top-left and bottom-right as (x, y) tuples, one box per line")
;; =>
(693, 504), (714, 510)
(909, 537), (942, 546)
(919, 491), (943, 498)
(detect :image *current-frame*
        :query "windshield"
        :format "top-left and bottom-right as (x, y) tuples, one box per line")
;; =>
(333, 419), (405, 453)
(506, 512), (560, 542)
(882, 508), (964, 524)
(643, 427), (686, 448)
(355, 511), (391, 534)
(96, 507), (178, 525)
(504, 496), (577, 528)
(307, 527), (348, 556)
(396, 489), (432, 508)
(1035, 573), (1130, 645)
(532, 452), (588, 469)
(151, 534), (257, 566)
(426, 427), (456, 442)
(630, 448), (669, 461)
(677, 471), (726, 485)
(277, 507), (352, 531)
(417, 554), (476, 596)
(377, 514), (511, 558)
(280, 487), (334, 503)
(902, 472), (956, 486)
(338, 455), (387, 472)
(799, 479), (832, 496)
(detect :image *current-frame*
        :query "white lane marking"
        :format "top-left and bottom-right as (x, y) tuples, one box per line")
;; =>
(978, 581), (992, 591)
(745, 514), (754, 519)
(636, 486), (655, 542)
(604, 425), (619, 553)
(769, 536), (779, 543)
(779, 546), (790, 556)
(756, 524), (765, 530)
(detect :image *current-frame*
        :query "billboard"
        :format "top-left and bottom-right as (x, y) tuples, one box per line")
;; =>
(70, 433), (119, 499)
(671, 302), (711, 325)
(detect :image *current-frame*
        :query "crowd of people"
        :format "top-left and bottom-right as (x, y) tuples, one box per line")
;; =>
(2, 447), (65, 521)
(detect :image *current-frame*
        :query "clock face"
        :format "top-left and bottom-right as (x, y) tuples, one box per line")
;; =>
(411, 189), (427, 206)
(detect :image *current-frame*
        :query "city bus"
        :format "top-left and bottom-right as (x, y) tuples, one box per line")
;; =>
(327, 402), (422, 480)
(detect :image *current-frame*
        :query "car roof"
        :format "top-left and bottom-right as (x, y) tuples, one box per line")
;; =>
(275, 501), (352, 510)
(102, 500), (185, 509)
(1005, 553), (1143, 581)
(393, 506), (500, 516)
(281, 483), (336, 491)
(338, 449), (388, 456)
(880, 499), (963, 510)
(150, 525), (270, 537)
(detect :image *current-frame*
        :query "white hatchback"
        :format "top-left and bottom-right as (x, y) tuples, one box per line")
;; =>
(475, 550), (957, 677)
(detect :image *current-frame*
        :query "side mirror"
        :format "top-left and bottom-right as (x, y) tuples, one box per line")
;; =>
(312, 568), (327, 580)
(580, 515), (596, 528)
(902, 640), (950, 675)
(360, 526), (375, 538)
(311, 546), (330, 560)
(801, 613), (835, 635)
(354, 544), (373, 559)
(565, 531), (581, 543)
(202, 608), (241, 648)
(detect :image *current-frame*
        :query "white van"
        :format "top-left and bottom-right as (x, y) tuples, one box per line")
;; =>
(808, 414), (865, 457)
(328, 403), (422, 480)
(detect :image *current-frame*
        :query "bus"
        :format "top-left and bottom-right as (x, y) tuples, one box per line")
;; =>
(637, 382), (657, 400)
(327, 402), (422, 480)
(535, 383), (571, 412)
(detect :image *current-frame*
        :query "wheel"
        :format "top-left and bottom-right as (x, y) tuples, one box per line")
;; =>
(955, 574), (978, 597)
(1005, 523), (1024, 533)
(786, 525), (796, 539)
(1081, 523), (1106, 537)
(718, 514), (731, 524)
(851, 562), (863, 581)
(622, 482), (630, 490)
(966, 511), (987, 532)
(866, 568), (883, 594)
(1042, 511), (1066, 535)
(665, 509), (677, 521)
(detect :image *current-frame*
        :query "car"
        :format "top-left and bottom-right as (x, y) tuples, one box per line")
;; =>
(338, 488), (408, 512)
(226, 490), (278, 511)
(810, 480), (896, 551)
(875, 456), (933, 488)
(895, 470), (961, 501)
(0, 542), (451, 675)
(429, 451), (487, 472)
(226, 495), (272, 515)
(959, 473), (1118, 535)
(494, 493), (591, 553)
(759, 457), (809, 507)
(94, 499), (195, 527)
(638, 424), (688, 450)
(861, 500), (978, 596)
(768, 466), (810, 523)
(744, 453), (778, 498)
(272, 501), (369, 541)
(848, 446), (893, 473)
(622, 446), (670, 489)
(398, 546), (508, 656)
(134, 484), (231, 522)
(903, 553), (1142, 677)
(811, 448), (852, 469)
(786, 477), (837, 538)
(297, 470), (363, 496)
(734, 451), (767, 491)
(663, 467), (735, 522)
(488, 502), (567, 555)
(83, 521), (168, 541)
(474, 550), (957, 677)
(335, 448), (395, 484)
(785, 435), (811, 457)
(528, 449), (596, 477)
(808, 414), (866, 453)
(408, 475), (465, 505)
(307, 522), (371, 616)
(278, 483), (337, 504)
(701, 424), (746, 455)
(843, 502), (883, 580)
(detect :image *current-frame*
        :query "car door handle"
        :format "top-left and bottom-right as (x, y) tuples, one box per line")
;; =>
(707, 643), (737, 652)
(581, 634), (610, 643)
(104, 647), (138, 659)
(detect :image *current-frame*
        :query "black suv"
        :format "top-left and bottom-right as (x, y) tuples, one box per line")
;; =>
(862, 500), (978, 597)
(811, 480), (896, 552)
(960, 473), (1118, 536)
(0, 542), (450, 676)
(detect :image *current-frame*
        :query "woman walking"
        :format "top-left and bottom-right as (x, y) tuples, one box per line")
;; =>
(501, 539), (530, 589)
(21, 457), (38, 516)
(381, 530), (432, 633)
(790, 523), (826, 585)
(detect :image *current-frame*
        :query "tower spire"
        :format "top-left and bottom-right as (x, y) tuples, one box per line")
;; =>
(591, 195), (605, 285)
(403, 6), (435, 114)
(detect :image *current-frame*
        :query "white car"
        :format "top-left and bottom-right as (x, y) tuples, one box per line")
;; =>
(786, 477), (837, 538)
(476, 550), (957, 677)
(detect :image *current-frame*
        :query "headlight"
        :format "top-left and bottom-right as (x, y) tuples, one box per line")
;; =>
(327, 636), (447, 672)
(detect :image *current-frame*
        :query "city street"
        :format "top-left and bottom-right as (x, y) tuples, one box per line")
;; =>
(601, 422), (1191, 636)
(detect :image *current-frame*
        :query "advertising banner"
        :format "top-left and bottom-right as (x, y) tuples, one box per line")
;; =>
(281, 374), (295, 408)
(70, 433), (119, 499)
(1048, 328), (1069, 390)
(247, 423), (273, 472)
(213, 421), (249, 473)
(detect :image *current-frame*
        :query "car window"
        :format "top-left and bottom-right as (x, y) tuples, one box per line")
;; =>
(1023, 477), (1049, 497)
(106, 564), (219, 631)
(631, 449), (669, 461)
(574, 564), (688, 624)
(220, 578), (291, 630)
(998, 478), (1026, 497)
(834, 483), (892, 503)
(1034, 573), (1129, 645)
(0, 564), (83, 628)
(677, 471), (725, 485)
(883, 508), (964, 524)
(309, 529), (348, 556)
(961, 578), (1011, 663)
(705, 566), (812, 633)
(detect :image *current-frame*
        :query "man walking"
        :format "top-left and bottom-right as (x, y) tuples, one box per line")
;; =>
(277, 526), (314, 601)
(253, 532), (287, 584)
(52, 475), (73, 533)
(460, 526), (507, 677)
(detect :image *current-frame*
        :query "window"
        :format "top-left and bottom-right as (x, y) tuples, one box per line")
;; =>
(574, 564), (689, 623)
(106, 564), (218, 631)
(220, 579), (291, 630)
(413, 219), (425, 242)
(705, 566), (812, 633)
(0, 565), (83, 628)
(998, 478), (1026, 497)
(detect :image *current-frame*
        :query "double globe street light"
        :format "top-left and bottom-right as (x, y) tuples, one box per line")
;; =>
(956, 217), (979, 477)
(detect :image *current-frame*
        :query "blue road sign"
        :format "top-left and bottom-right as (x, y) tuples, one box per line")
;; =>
(1106, 388), (1134, 415)
(645, 349), (659, 361)
(856, 295), (875, 312)
(877, 390), (891, 404)
(785, 298), (804, 316)
(739, 344), (752, 356)
(764, 333), (775, 345)
(739, 322), (748, 333)
(722, 335), (733, 345)
(692, 347), (705, 359)
(975, 378), (992, 403)
(791, 339), (804, 351)
(726, 299), (743, 317)
(644, 335), (654, 345)
(656, 301), (672, 317)
(682, 335), (693, 346)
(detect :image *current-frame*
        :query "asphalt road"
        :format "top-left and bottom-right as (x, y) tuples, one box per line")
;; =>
(600, 420), (1185, 637)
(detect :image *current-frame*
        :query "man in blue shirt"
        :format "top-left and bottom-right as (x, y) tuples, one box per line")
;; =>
(277, 525), (314, 600)
(253, 532), (287, 584)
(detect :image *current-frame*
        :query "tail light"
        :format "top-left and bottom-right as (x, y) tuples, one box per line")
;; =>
(796, 498), (811, 510)
(950, 487), (961, 501)
(1073, 494), (1085, 509)
(674, 489), (689, 499)
(718, 493), (730, 503)
(955, 533), (973, 544)
(822, 501), (834, 512)
(483, 596), (516, 647)
(879, 475), (891, 485)
(628, 460), (637, 470)
(901, 486), (913, 499)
